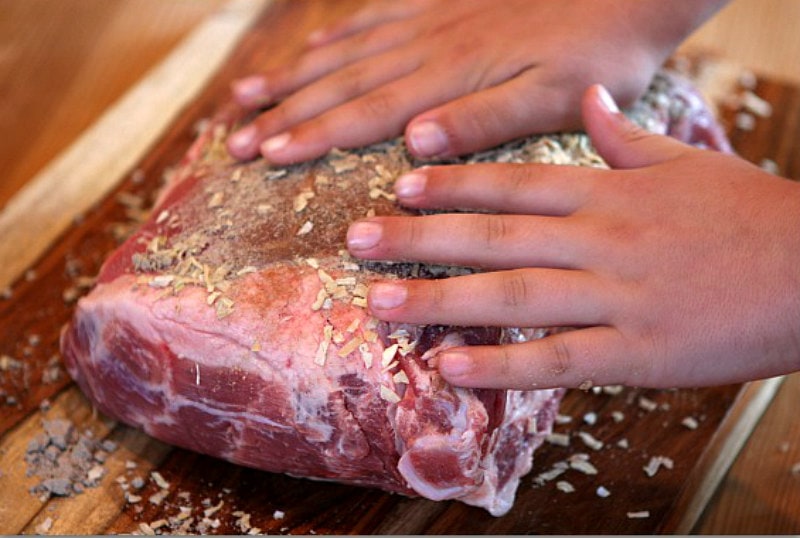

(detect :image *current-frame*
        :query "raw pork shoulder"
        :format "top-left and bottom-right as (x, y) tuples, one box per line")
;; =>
(61, 70), (728, 516)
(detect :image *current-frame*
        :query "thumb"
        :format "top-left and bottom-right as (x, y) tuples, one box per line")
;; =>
(582, 84), (691, 169)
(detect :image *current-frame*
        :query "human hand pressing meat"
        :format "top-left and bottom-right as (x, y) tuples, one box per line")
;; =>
(346, 85), (800, 390)
(226, 0), (728, 164)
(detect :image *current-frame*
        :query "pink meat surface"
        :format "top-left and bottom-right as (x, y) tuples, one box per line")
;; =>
(61, 69), (728, 516)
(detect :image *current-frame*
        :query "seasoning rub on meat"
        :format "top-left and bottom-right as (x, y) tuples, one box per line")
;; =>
(61, 69), (728, 516)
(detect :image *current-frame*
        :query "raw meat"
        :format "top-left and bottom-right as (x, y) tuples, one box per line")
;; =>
(60, 69), (728, 516)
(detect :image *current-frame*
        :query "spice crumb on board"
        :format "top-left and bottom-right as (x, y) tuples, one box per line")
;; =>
(119, 468), (289, 535)
(545, 432), (570, 447)
(555, 480), (575, 493)
(568, 454), (599, 476)
(577, 431), (604, 451)
(681, 416), (700, 430)
(643, 455), (675, 478)
(35, 517), (54, 534)
(24, 418), (117, 499)
(638, 397), (658, 412)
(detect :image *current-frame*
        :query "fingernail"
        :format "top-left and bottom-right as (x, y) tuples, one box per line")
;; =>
(261, 132), (291, 156)
(228, 125), (257, 153)
(369, 282), (407, 310)
(438, 351), (474, 378)
(596, 84), (620, 114)
(346, 221), (382, 250)
(232, 76), (269, 104)
(307, 29), (327, 45)
(394, 172), (426, 198)
(407, 121), (448, 157)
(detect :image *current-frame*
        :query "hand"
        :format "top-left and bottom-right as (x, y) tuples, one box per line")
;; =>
(346, 85), (800, 390)
(226, 0), (726, 164)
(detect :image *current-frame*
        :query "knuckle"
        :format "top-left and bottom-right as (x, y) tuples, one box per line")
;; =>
(357, 24), (396, 50)
(462, 95), (509, 140)
(496, 346), (514, 379)
(619, 122), (655, 147)
(503, 164), (535, 204)
(480, 214), (509, 251)
(255, 102), (293, 133)
(404, 217), (424, 252)
(544, 337), (574, 378)
(356, 90), (399, 120)
(500, 271), (530, 308)
(427, 279), (447, 310)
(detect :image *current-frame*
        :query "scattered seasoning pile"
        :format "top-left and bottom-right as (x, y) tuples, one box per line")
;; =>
(0, 353), (26, 407)
(117, 469), (288, 535)
(25, 418), (117, 499)
(532, 383), (711, 522)
(1, 347), (62, 407)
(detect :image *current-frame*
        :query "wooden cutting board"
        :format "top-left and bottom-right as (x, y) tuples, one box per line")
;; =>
(0, 0), (797, 534)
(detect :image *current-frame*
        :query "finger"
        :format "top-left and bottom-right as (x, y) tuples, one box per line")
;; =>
(581, 84), (694, 169)
(436, 327), (648, 390)
(393, 163), (602, 216)
(230, 20), (417, 110)
(307, 0), (435, 46)
(227, 50), (422, 161)
(365, 269), (611, 328)
(404, 71), (582, 158)
(346, 214), (591, 270)
(260, 59), (508, 164)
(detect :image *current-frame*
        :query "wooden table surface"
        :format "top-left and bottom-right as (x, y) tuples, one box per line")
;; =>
(1, 0), (800, 534)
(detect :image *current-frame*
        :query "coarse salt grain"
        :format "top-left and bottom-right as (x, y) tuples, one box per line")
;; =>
(643, 455), (674, 478)
(35, 518), (53, 534)
(380, 385), (401, 404)
(681, 416), (699, 430)
(534, 465), (566, 486)
(545, 433), (570, 447)
(741, 90), (772, 117)
(296, 220), (314, 235)
(578, 431), (604, 451)
(381, 344), (399, 367)
(150, 471), (170, 490)
(337, 336), (363, 358)
(569, 455), (598, 475)
(556, 480), (575, 493)
(393, 370), (409, 384)
(638, 397), (658, 412)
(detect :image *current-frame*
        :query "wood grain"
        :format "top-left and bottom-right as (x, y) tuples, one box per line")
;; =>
(0, 0), (226, 209)
(1, 0), (800, 534)
(680, 0), (800, 86)
(0, 0), (270, 291)
(695, 373), (800, 533)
